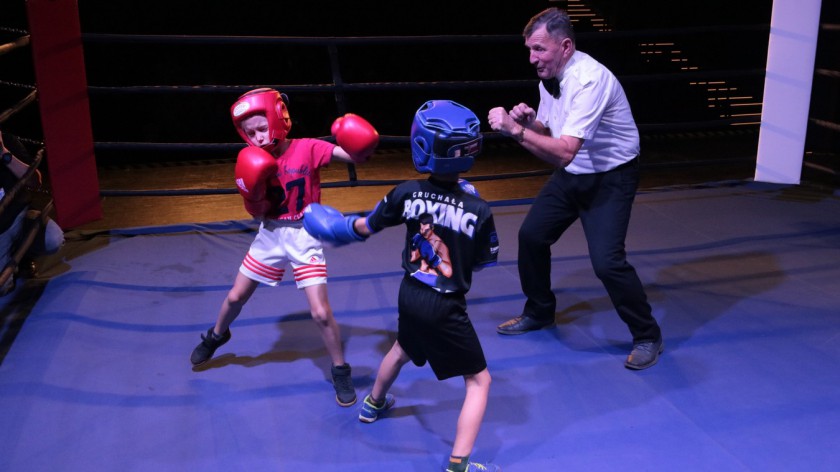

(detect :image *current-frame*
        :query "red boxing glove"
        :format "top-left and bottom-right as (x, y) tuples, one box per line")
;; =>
(234, 146), (278, 218)
(331, 113), (379, 163)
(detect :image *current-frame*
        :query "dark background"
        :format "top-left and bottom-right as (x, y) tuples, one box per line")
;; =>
(77, 0), (772, 136)
(0, 0), (793, 167)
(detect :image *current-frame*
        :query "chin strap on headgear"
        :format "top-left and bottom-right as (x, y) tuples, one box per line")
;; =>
(411, 100), (483, 174)
(230, 88), (291, 152)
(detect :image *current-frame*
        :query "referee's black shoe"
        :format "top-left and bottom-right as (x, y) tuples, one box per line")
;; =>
(496, 315), (554, 335)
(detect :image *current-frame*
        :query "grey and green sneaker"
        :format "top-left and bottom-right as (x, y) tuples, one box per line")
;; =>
(447, 462), (502, 472)
(358, 393), (395, 423)
(464, 463), (501, 472)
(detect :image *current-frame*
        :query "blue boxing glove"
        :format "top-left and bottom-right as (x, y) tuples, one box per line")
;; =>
(411, 233), (441, 268)
(303, 203), (367, 246)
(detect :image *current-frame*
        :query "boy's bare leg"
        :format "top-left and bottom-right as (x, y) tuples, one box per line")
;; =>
(451, 368), (492, 457)
(370, 341), (410, 401)
(303, 283), (345, 366)
(214, 271), (259, 334)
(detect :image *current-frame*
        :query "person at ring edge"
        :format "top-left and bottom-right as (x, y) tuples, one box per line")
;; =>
(302, 100), (501, 472)
(189, 88), (379, 407)
(487, 7), (664, 370)
(0, 130), (65, 296)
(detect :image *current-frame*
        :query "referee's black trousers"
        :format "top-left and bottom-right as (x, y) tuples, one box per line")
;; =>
(517, 158), (661, 342)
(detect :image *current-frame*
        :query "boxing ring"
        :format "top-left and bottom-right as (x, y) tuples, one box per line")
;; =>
(3, 1), (840, 471)
(4, 181), (840, 471)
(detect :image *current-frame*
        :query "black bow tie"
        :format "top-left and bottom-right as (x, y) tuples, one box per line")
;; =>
(542, 78), (561, 98)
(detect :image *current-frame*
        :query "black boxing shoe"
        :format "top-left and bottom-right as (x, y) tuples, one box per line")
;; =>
(190, 327), (231, 366)
(496, 315), (554, 335)
(331, 363), (357, 407)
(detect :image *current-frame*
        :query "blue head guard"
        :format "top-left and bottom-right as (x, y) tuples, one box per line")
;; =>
(411, 100), (483, 174)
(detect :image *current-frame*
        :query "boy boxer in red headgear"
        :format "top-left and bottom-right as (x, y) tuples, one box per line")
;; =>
(190, 88), (378, 407)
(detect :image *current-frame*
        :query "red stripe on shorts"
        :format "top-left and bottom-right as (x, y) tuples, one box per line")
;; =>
(294, 264), (327, 282)
(243, 253), (285, 281)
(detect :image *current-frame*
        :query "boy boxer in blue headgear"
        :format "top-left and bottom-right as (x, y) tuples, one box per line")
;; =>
(304, 100), (501, 472)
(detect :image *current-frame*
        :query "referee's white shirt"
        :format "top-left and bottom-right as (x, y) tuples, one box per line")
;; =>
(536, 50), (640, 174)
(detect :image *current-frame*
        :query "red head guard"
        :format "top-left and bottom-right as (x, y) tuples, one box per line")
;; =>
(230, 88), (291, 152)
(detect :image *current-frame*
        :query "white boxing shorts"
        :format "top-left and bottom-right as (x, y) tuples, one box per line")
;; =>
(239, 219), (327, 289)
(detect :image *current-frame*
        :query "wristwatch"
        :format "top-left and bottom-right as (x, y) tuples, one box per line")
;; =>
(1, 151), (12, 165)
(513, 126), (526, 143)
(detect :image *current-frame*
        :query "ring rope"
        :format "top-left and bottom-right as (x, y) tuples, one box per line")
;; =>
(0, 26), (29, 35)
(98, 155), (759, 198)
(81, 24), (769, 46)
(815, 68), (840, 79)
(0, 79), (37, 90)
(0, 34), (30, 56)
(91, 116), (761, 156)
(0, 89), (38, 125)
(86, 70), (766, 95)
(809, 118), (840, 133)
